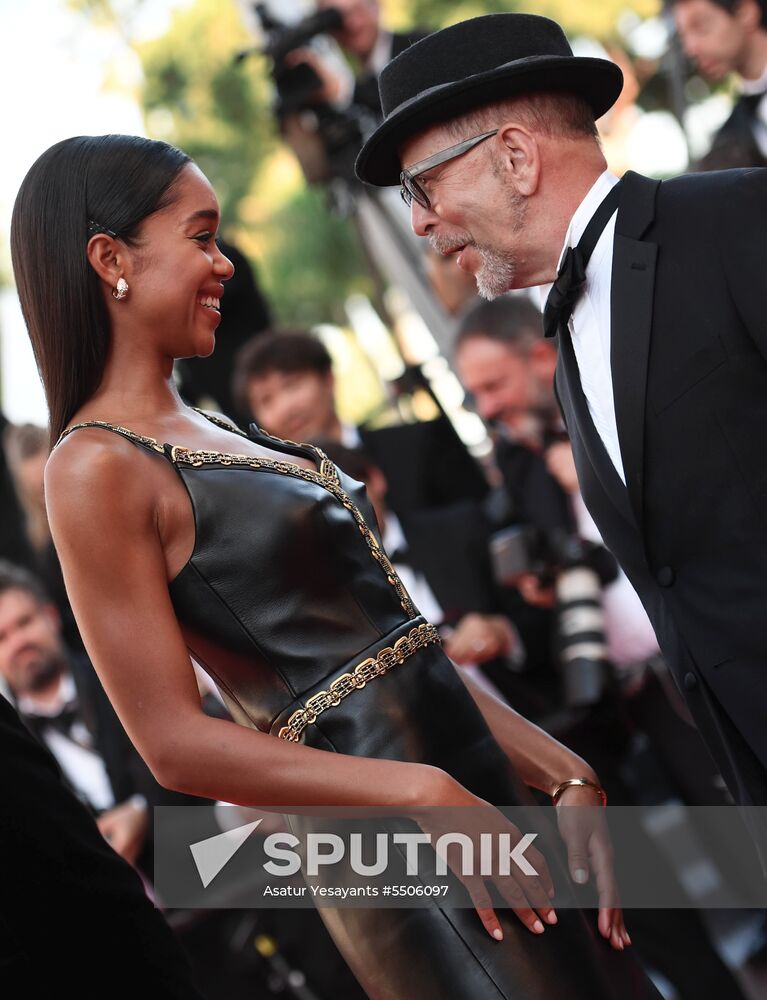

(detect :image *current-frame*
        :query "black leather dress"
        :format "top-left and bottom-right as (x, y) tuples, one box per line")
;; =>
(56, 410), (660, 1000)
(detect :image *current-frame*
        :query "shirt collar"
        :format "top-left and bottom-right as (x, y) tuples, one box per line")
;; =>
(381, 510), (405, 554)
(364, 29), (393, 77)
(17, 670), (77, 716)
(538, 168), (620, 311)
(740, 63), (767, 95)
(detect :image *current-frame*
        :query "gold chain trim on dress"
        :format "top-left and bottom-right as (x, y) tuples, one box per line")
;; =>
(54, 410), (417, 618)
(277, 622), (440, 742)
(170, 444), (416, 617)
(55, 420), (166, 454)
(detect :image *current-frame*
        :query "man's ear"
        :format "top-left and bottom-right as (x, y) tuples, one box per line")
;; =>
(738, 0), (763, 32)
(41, 601), (62, 634)
(86, 234), (125, 287)
(529, 338), (557, 380)
(495, 123), (541, 197)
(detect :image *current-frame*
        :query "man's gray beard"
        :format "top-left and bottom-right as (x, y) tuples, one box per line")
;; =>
(473, 245), (519, 300)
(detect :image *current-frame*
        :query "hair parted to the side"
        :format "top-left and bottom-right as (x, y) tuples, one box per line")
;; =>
(667, 0), (767, 29)
(10, 134), (191, 448)
(454, 295), (544, 357)
(232, 329), (333, 417)
(0, 558), (51, 607)
(445, 91), (601, 144)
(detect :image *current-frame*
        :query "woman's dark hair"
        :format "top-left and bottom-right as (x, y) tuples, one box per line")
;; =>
(10, 134), (191, 446)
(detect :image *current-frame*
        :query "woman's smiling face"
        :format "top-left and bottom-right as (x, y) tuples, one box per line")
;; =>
(118, 162), (235, 360)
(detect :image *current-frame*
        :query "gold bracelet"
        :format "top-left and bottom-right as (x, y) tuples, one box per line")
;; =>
(551, 777), (607, 807)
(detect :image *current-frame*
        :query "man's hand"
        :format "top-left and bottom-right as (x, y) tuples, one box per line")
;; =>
(284, 48), (343, 103)
(544, 441), (580, 495)
(97, 798), (149, 866)
(515, 573), (557, 609)
(444, 613), (516, 665)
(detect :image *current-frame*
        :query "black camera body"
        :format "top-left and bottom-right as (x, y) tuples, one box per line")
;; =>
(246, 3), (374, 184)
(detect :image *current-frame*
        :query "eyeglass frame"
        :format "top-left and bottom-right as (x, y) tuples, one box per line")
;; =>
(399, 129), (499, 210)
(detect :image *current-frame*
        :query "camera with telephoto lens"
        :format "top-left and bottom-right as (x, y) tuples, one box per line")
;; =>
(237, 4), (376, 184)
(488, 493), (617, 709)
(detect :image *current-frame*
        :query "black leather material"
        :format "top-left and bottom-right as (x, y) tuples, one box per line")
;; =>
(72, 415), (659, 1000)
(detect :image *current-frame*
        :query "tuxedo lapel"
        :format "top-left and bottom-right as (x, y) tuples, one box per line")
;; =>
(609, 171), (661, 528)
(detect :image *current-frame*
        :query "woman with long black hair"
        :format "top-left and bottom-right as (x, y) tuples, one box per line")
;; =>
(11, 134), (660, 999)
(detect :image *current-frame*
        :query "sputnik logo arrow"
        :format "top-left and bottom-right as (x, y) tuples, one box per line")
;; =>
(189, 818), (263, 887)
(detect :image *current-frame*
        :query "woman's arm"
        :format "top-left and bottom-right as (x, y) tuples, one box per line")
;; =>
(44, 435), (446, 813)
(457, 666), (600, 797)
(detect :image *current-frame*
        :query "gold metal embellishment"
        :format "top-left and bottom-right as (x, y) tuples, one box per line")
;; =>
(55, 409), (418, 618)
(277, 622), (441, 742)
(55, 420), (166, 454)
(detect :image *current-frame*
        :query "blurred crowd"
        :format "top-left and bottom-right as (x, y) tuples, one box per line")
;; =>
(4, 0), (767, 997)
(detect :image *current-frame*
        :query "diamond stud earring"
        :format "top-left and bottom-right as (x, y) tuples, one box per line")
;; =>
(112, 277), (129, 300)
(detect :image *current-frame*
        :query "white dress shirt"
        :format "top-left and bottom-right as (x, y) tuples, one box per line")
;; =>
(539, 169), (625, 483)
(17, 672), (116, 811)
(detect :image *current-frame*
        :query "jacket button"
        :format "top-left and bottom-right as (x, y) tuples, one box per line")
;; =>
(684, 672), (698, 690)
(657, 566), (675, 587)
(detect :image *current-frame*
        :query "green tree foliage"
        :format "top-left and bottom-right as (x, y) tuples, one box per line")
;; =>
(137, 0), (275, 228)
(387, 0), (659, 40)
(67, 0), (660, 326)
(257, 185), (374, 326)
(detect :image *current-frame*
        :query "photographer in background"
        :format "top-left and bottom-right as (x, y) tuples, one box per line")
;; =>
(672, 0), (767, 167)
(453, 298), (753, 999)
(288, 1), (427, 118)
(454, 296), (732, 809)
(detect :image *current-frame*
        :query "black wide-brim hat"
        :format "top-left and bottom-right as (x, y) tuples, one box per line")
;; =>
(355, 13), (623, 186)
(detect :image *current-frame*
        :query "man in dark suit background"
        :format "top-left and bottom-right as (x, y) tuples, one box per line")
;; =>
(354, 12), (767, 860)
(0, 561), (207, 995)
(0, 559), (208, 880)
(0, 411), (36, 570)
(672, 0), (767, 169)
(307, 0), (428, 118)
(232, 328), (488, 515)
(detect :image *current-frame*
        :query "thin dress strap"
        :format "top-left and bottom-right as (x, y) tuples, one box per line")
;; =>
(54, 420), (166, 457)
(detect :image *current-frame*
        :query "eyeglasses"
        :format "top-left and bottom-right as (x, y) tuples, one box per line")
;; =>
(399, 129), (499, 210)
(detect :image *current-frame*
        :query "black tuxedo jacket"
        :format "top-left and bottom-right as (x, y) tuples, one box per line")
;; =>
(0, 691), (206, 996)
(397, 501), (498, 620)
(359, 415), (488, 515)
(17, 653), (206, 877)
(698, 94), (767, 170)
(554, 168), (767, 820)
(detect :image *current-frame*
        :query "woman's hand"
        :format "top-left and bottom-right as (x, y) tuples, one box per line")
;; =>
(554, 783), (631, 951)
(412, 772), (557, 942)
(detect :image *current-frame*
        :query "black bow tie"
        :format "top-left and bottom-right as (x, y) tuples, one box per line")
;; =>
(388, 546), (412, 568)
(740, 90), (767, 112)
(23, 701), (80, 741)
(543, 245), (587, 339)
(543, 180), (623, 338)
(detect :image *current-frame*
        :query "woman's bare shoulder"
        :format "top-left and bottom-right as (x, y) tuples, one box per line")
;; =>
(45, 427), (157, 529)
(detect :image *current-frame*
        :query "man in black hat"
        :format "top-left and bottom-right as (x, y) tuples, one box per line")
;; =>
(355, 13), (767, 862)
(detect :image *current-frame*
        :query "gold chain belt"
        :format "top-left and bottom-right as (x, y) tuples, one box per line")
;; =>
(277, 623), (441, 742)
